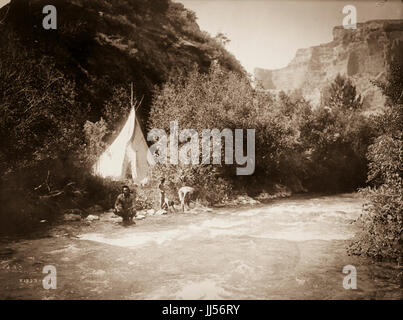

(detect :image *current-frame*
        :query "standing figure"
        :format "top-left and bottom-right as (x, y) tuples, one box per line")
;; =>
(178, 186), (196, 213)
(114, 185), (136, 225)
(158, 178), (167, 210)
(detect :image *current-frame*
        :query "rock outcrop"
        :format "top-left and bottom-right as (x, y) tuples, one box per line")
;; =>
(255, 20), (403, 111)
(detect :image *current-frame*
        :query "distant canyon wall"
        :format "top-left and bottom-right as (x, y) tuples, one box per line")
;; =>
(254, 20), (403, 110)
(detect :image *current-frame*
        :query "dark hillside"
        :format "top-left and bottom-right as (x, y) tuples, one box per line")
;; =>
(0, 0), (245, 122)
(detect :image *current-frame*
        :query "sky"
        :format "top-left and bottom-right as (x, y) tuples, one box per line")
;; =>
(179, 0), (402, 73)
(1, 0), (402, 73)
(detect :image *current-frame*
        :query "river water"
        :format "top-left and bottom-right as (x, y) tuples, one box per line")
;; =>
(0, 193), (401, 299)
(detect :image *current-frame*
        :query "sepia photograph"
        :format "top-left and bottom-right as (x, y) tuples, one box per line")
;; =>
(0, 0), (402, 303)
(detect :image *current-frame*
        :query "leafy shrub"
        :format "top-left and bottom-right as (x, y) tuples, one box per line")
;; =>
(150, 163), (232, 205)
(148, 65), (297, 203)
(349, 134), (402, 262)
(349, 62), (403, 262)
(82, 118), (109, 166)
(0, 41), (88, 233)
(298, 75), (373, 191)
(134, 186), (155, 210)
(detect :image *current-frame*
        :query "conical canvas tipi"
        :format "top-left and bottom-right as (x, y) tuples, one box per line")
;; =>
(93, 107), (154, 183)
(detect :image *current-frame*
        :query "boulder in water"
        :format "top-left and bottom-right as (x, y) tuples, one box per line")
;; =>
(86, 215), (100, 221)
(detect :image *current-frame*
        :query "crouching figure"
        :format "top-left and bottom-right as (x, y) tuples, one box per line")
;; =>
(178, 186), (197, 213)
(114, 185), (136, 225)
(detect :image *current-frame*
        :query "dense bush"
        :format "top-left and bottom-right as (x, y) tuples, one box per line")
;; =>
(350, 137), (402, 261)
(147, 66), (376, 201)
(0, 40), (86, 234)
(349, 63), (403, 262)
(150, 163), (232, 205)
(148, 65), (303, 203)
(298, 75), (373, 191)
(0, 40), (145, 233)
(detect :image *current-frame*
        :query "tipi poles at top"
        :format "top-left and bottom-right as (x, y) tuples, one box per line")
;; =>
(130, 82), (144, 111)
(131, 82), (134, 108)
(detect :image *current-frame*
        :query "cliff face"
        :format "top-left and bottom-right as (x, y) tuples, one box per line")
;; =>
(255, 20), (403, 110)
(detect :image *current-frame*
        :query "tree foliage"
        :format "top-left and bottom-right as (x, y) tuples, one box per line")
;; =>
(148, 65), (298, 202)
(349, 62), (403, 262)
(298, 75), (372, 191)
